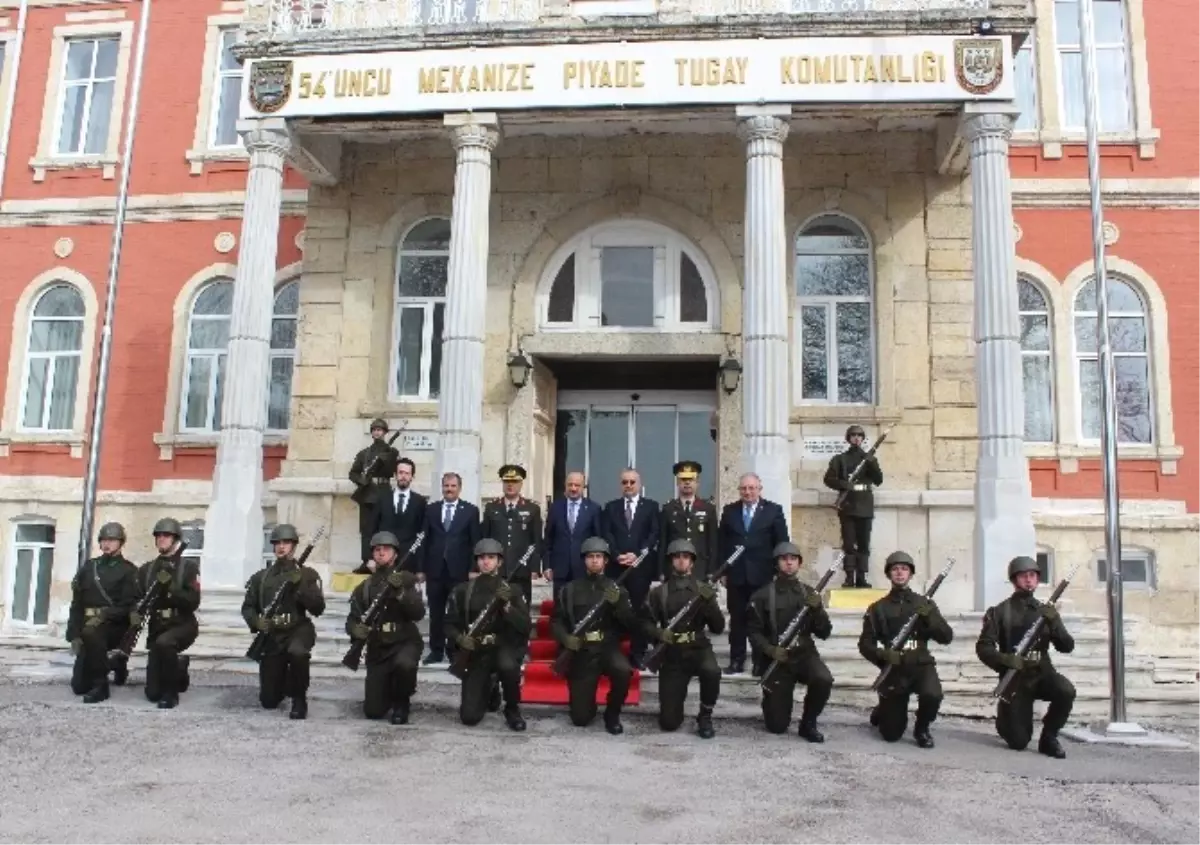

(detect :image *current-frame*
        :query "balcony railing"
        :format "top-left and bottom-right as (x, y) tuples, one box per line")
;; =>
(692, 0), (989, 12)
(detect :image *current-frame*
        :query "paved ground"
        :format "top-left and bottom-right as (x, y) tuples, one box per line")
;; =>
(0, 661), (1195, 844)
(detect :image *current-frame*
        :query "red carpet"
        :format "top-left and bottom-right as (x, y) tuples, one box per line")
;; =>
(522, 599), (642, 706)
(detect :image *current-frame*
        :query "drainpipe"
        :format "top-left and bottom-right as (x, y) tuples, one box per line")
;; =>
(0, 0), (29, 201)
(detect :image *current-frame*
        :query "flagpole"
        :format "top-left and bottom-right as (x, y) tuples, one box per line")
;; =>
(76, 0), (152, 567)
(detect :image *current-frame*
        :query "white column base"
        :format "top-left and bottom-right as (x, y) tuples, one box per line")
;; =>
(973, 452), (1036, 609)
(203, 429), (267, 589)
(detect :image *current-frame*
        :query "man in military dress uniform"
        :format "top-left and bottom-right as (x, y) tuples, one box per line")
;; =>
(658, 461), (719, 581)
(747, 542), (834, 743)
(445, 539), (531, 732)
(482, 464), (543, 607)
(552, 537), (638, 735)
(241, 524), (326, 720)
(639, 539), (725, 740)
(66, 521), (139, 703)
(858, 551), (954, 748)
(976, 556), (1077, 759)
(133, 518), (201, 710)
(347, 532), (426, 725)
(349, 418), (400, 572)
(823, 424), (884, 588)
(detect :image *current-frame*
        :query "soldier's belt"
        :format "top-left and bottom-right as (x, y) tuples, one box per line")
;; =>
(477, 634), (497, 646)
(852, 484), (870, 492)
(157, 608), (176, 619)
(673, 631), (698, 644)
(270, 613), (295, 627)
(1025, 650), (1044, 662)
(902, 640), (926, 651)
(370, 478), (390, 484)
(379, 622), (397, 633)
(582, 631), (604, 643)
(83, 607), (104, 618)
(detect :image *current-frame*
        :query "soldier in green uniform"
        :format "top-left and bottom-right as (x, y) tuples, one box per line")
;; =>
(66, 521), (139, 703)
(823, 425), (884, 588)
(747, 542), (834, 743)
(551, 537), (638, 735)
(349, 418), (400, 573)
(639, 539), (725, 740)
(482, 464), (543, 607)
(976, 556), (1077, 759)
(346, 532), (425, 725)
(658, 461), (719, 580)
(133, 518), (201, 710)
(241, 524), (326, 720)
(858, 551), (954, 748)
(445, 539), (531, 732)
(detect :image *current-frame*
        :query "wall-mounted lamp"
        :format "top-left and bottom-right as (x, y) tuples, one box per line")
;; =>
(719, 357), (742, 394)
(507, 352), (532, 389)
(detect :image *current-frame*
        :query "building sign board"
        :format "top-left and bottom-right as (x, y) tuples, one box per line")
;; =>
(403, 433), (437, 452)
(800, 435), (871, 460)
(243, 35), (1012, 119)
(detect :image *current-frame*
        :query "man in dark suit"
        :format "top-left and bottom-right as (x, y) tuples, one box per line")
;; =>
(604, 468), (661, 668)
(481, 464), (543, 607)
(717, 472), (789, 676)
(360, 457), (426, 575)
(420, 471), (482, 665)
(659, 460), (720, 580)
(543, 471), (604, 590)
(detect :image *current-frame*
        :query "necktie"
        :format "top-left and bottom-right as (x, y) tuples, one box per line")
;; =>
(508, 502), (515, 514)
(443, 502), (453, 530)
(568, 501), (577, 532)
(625, 498), (634, 527)
(743, 505), (752, 531)
(684, 500), (691, 515)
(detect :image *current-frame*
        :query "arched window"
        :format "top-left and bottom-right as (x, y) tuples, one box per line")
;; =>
(1072, 276), (1151, 443)
(181, 279), (233, 432)
(20, 284), (85, 431)
(392, 218), (449, 400)
(267, 281), (298, 431)
(539, 220), (716, 331)
(1018, 278), (1054, 442)
(794, 215), (874, 405)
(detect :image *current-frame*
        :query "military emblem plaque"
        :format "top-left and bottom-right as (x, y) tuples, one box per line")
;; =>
(954, 38), (1005, 96)
(248, 60), (294, 114)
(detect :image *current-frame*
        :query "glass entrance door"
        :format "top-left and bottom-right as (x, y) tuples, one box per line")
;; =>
(554, 391), (716, 503)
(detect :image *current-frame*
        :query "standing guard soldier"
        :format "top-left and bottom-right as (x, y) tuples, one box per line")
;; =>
(551, 537), (638, 735)
(445, 539), (531, 732)
(976, 556), (1077, 759)
(133, 518), (201, 710)
(241, 524), (326, 721)
(747, 542), (834, 743)
(66, 521), (139, 703)
(347, 532), (425, 725)
(823, 425), (884, 588)
(349, 419), (400, 572)
(639, 539), (725, 740)
(658, 461), (719, 581)
(482, 464), (543, 606)
(858, 551), (954, 748)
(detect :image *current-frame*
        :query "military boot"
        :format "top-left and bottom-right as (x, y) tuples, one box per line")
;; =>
(177, 656), (191, 693)
(82, 682), (110, 704)
(158, 692), (179, 710)
(487, 679), (502, 713)
(110, 655), (128, 686)
(854, 571), (872, 589)
(289, 696), (308, 721)
(696, 704), (715, 740)
(390, 702), (410, 726)
(1038, 732), (1067, 759)
(913, 721), (935, 749)
(604, 705), (624, 736)
(504, 706), (527, 732)
(869, 705), (880, 727)
(797, 703), (825, 743)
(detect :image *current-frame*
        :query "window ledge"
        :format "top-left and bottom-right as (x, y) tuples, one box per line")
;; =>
(185, 147), (248, 175)
(1018, 128), (1162, 161)
(359, 400), (440, 419)
(1025, 442), (1183, 475)
(0, 431), (85, 458)
(153, 432), (288, 460)
(29, 155), (119, 182)
(789, 405), (904, 425)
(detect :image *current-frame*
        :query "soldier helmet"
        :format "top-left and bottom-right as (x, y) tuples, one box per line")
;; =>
(370, 531), (401, 550)
(269, 524), (300, 544)
(152, 517), (182, 538)
(474, 538), (504, 558)
(666, 539), (697, 558)
(369, 418), (389, 433)
(97, 522), (126, 543)
(845, 425), (866, 442)
(1008, 555), (1040, 581)
(773, 541), (803, 560)
(580, 537), (611, 558)
(885, 551), (915, 574)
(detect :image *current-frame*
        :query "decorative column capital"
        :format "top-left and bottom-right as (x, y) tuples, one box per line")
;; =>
(237, 118), (292, 158)
(961, 110), (1015, 145)
(449, 122), (501, 153)
(736, 113), (790, 146)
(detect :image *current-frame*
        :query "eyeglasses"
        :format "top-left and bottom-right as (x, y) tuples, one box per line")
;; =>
(621, 479), (638, 486)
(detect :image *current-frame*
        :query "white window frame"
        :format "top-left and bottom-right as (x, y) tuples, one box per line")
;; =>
(180, 521), (204, 566)
(1094, 548), (1155, 590)
(179, 279), (233, 434)
(390, 218), (450, 402)
(7, 520), (57, 631)
(1053, 0), (1133, 133)
(52, 36), (119, 159)
(17, 284), (86, 434)
(1013, 32), (1040, 134)
(266, 281), (299, 434)
(792, 213), (876, 407)
(1018, 277), (1055, 444)
(208, 28), (242, 150)
(186, 16), (248, 173)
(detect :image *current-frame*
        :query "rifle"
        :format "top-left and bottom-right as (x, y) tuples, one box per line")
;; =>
(833, 424), (894, 511)
(759, 553), (843, 693)
(642, 546), (745, 673)
(447, 545), (538, 681)
(341, 532), (426, 672)
(870, 557), (957, 692)
(993, 559), (1084, 703)
(245, 525), (327, 662)
(350, 427), (404, 505)
(111, 541), (189, 660)
(551, 546), (653, 678)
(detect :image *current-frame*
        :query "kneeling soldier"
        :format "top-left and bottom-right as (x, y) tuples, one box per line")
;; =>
(134, 518), (201, 709)
(859, 551), (954, 748)
(347, 532), (425, 724)
(242, 524), (326, 720)
(67, 522), (139, 703)
(552, 537), (638, 735)
(639, 539), (725, 739)
(976, 555), (1076, 759)
(748, 542), (834, 743)
(446, 539), (532, 731)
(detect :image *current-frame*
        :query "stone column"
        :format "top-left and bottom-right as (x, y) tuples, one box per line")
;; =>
(435, 114), (500, 505)
(736, 105), (792, 528)
(964, 105), (1035, 609)
(202, 118), (290, 589)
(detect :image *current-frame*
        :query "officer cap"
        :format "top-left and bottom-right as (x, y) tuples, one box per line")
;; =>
(270, 524), (300, 544)
(580, 537), (611, 558)
(673, 460), (702, 481)
(152, 517), (182, 538)
(884, 551), (915, 574)
(370, 531), (400, 550)
(666, 539), (697, 558)
(474, 538), (505, 558)
(498, 464), (527, 483)
(845, 424), (866, 442)
(1008, 555), (1040, 580)
(97, 522), (126, 542)
(773, 541), (803, 559)
(369, 418), (389, 433)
